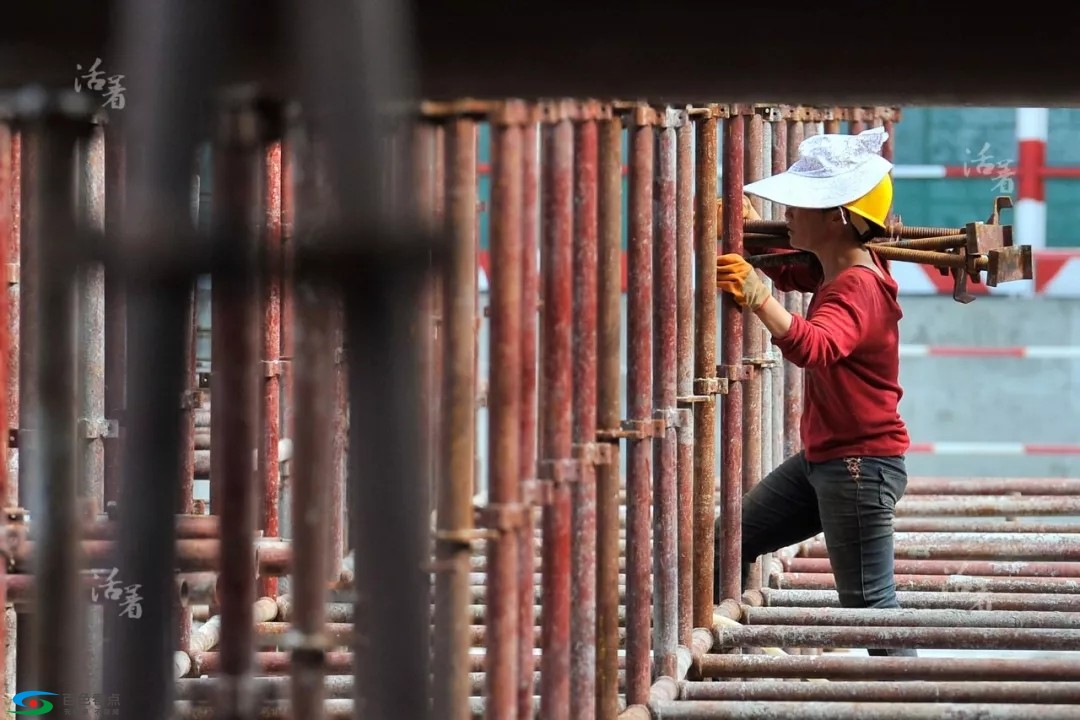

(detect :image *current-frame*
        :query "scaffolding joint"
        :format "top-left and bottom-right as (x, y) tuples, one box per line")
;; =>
(680, 376), (728, 403)
(596, 418), (665, 441)
(572, 442), (614, 467)
(79, 417), (119, 439)
(717, 363), (752, 383)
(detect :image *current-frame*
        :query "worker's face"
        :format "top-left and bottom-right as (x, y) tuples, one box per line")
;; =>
(785, 206), (844, 252)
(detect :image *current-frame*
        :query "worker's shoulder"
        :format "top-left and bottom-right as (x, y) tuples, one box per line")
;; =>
(820, 265), (898, 304)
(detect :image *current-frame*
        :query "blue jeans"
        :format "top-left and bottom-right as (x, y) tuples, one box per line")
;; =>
(719, 451), (917, 657)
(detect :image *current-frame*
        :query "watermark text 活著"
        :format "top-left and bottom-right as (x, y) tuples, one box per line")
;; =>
(964, 142), (1015, 195)
(89, 567), (143, 619)
(74, 58), (126, 110)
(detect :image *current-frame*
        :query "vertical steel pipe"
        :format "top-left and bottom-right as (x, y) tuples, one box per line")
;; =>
(718, 113), (746, 604)
(850, 107), (867, 135)
(260, 140), (282, 598)
(0, 120), (10, 708)
(570, 105), (599, 720)
(329, 291), (346, 579)
(518, 115), (540, 720)
(289, 128), (335, 720)
(768, 114), (786, 478)
(625, 105), (654, 706)
(179, 281), (197, 517)
(15, 108), (37, 696)
(693, 111), (718, 621)
(213, 98), (262, 720)
(77, 124), (108, 691)
(433, 115), (477, 720)
(742, 112), (765, 592)
(540, 102), (574, 720)
(674, 112), (695, 648)
(78, 125), (107, 516)
(781, 119), (804, 459)
(485, 103), (525, 720)
(653, 109), (679, 678)
(279, 139), (295, 472)
(23, 99), (91, 704)
(3, 130), (15, 507)
(595, 114), (623, 720)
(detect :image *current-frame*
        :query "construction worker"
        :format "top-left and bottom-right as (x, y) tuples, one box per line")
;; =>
(714, 127), (916, 657)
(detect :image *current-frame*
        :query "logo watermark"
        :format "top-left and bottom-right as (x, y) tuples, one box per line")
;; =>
(74, 59), (126, 110)
(7, 691), (120, 718)
(963, 142), (1015, 196)
(88, 568), (142, 620)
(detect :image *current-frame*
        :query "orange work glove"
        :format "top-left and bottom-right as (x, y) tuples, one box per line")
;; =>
(716, 253), (771, 310)
(716, 195), (762, 237)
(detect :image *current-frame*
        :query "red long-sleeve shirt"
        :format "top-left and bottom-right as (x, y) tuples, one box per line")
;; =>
(761, 250), (910, 463)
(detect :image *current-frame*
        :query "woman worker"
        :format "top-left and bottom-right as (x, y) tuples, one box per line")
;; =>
(714, 127), (916, 657)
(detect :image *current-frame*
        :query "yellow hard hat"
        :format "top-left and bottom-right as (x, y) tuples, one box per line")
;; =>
(843, 173), (892, 236)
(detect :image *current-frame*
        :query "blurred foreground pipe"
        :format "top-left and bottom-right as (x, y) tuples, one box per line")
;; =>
(650, 701), (1080, 719)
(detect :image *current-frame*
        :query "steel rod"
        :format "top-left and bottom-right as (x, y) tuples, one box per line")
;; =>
(595, 114), (623, 720)
(485, 106), (525, 720)
(649, 701), (1080, 719)
(540, 108), (574, 720)
(570, 110), (599, 720)
(432, 115), (477, 720)
(699, 652), (1080, 680)
(713, 624), (1080, 651)
(625, 106), (654, 707)
(679, 681), (1080, 703)
(758, 588), (1080, 612)
(692, 112), (718, 627)
(259, 139), (282, 599)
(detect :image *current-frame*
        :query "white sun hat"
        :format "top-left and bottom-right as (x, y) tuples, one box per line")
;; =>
(743, 127), (893, 209)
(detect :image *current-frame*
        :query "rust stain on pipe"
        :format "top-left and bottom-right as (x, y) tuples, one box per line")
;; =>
(570, 109), (599, 720)
(595, 114), (623, 720)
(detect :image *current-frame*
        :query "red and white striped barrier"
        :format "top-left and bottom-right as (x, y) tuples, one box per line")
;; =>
(908, 442), (1080, 456)
(899, 345), (1080, 359)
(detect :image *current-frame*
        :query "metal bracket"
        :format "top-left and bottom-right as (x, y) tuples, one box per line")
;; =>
(476, 502), (530, 534)
(6, 263), (18, 285)
(679, 376), (728, 404)
(262, 360), (283, 378)
(717, 364), (752, 382)
(743, 353), (780, 370)
(595, 418), (665, 441)
(655, 408), (682, 429)
(573, 442), (614, 466)
(79, 417), (119, 439)
(197, 372), (212, 389)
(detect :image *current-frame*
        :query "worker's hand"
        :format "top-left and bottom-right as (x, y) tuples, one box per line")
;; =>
(716, 253), (771, 310)
(716, 195), (762, 236)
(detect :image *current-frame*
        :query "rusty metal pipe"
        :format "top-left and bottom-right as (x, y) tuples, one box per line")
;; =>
(651, 701), (1080, 719)
(485, 106), (525, 720)
(595, 114), (623, 720)
(539, 108), (574, 720)
(700, 649), (1080, 681)
(717, 114), (746, 605)
(785, 556), (1080, 577)
(211, 97), (264, 719)
(692, 112), (718, 627)
(259, 140), (282, 598)
(760, 587), (1080, 612)
(893, 519), (1080, 533)
(905, 477), (1080, 495)
(742, 605), (1080, 628)
(679, 680), (1080, 703)
(570, 110), (599, 720)
(624, 106), (655, 706)
(714, 624), (1080, 651)
(896, 496), (1080, 516)
(674, 109), (695, 648)
(432, 115), (478, 720)
(653, 110), (679, 679)
(517, 113), (541, 720)
(24, 99), (93, 701)
(781, 119), (803, 460)
(803, 533), (1080, 560)
(745, 218), (970, 239)
(774, 572), (1080, 594)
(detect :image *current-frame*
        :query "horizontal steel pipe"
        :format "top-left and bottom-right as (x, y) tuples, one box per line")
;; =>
(904, 477), (1080, 496)
(893, 519), (1080, 534)
(253, 622), (628, 649)
(189, 651), (630, 676)
(26, 514), (220, 541)
(759, 588), (1080, 612)
(784, 557), (1080, 578)
(175, 675), (355, 700)
(802, 533), (1080, 561)
(699, 653), (1080, 681)
(678, 680), (1080, 703)
(649, 700), (1080, 719)
(896, 496), (1080, 516)
(773, 573), (1080, 594)
(741, 606), (1080, 629)
(14, 539), (292, 575)
(714, 624), (1080, 651)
